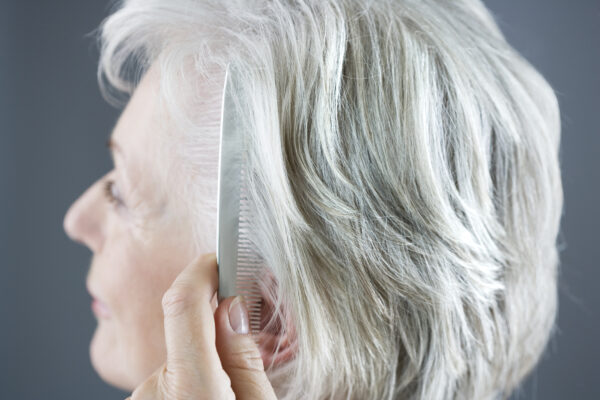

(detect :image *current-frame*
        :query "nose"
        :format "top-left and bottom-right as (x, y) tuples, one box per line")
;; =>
(63, 177), (107, 253)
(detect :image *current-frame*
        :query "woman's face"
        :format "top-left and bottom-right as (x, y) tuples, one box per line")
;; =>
(63, 66), (208, 390)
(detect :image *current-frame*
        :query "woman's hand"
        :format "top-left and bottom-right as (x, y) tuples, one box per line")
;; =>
(126, 253), (277, 400)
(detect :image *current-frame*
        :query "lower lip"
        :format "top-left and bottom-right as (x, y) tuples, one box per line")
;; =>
(91, 299), (111, 319)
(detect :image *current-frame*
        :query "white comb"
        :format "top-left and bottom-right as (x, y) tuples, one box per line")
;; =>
(216, 64), (263, 335)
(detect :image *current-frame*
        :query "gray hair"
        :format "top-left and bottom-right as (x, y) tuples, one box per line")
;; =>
(98, 0), (563, 398)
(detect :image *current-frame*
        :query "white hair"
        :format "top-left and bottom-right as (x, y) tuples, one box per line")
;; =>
(98, 0), (563, 398)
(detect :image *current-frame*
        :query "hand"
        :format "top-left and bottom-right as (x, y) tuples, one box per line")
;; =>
(126, 253), (277, 400)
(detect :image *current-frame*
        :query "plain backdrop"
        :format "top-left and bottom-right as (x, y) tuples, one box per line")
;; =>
(1, 1), (598, 399)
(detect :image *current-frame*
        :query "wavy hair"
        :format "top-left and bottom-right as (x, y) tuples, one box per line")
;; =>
(98, 0), (563, 398)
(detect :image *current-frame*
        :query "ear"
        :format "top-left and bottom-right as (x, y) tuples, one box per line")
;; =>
(256, 291), (298, 370)
(258, 330), (297, 370)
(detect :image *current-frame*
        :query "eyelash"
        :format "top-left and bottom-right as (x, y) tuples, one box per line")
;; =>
(104, 179), (124, 208)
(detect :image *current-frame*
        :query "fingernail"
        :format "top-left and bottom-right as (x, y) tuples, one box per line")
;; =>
(229, 296), (249, 334)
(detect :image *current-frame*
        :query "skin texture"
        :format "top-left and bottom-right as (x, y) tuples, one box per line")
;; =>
(64, 64), (280, 398)
(63, 65), (201, 391)
(127, 253), (277, 400)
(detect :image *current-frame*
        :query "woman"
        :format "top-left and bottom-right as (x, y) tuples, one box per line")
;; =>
(63, 0), (563, 398)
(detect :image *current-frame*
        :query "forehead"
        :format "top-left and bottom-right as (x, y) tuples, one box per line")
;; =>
(111, 65), (163, 158)
(109, 62), (226, 210)
(109, 64), (172, 206)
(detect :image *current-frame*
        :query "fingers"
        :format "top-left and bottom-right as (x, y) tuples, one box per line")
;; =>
(161, 253), (221, 378)
(129, 253), (275, 400)
(215, 296), (278, 400)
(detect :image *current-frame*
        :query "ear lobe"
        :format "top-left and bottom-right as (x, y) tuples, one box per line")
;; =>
(258, 329), (298, 370)
(257, 288), (298, 370)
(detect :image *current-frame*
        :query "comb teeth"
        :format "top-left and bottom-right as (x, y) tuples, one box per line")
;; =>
(236, 167), (263, 335)
(216, 65), (263, 337)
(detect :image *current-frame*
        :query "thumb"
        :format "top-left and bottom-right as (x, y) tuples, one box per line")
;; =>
(215, 296), (277, 400)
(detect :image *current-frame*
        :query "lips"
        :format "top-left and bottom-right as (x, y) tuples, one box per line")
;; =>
(87, 281), (112, 319)
(91, 298), (112, 319)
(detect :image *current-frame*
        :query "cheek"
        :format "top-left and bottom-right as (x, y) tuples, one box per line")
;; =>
(92, 222), (197, 384)
(93, 234), (184, 385)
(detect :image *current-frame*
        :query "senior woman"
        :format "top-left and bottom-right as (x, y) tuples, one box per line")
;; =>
(63, 0), (563, 399)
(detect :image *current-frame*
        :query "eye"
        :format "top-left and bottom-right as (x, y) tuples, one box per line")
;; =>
(103, 179), (125, 208)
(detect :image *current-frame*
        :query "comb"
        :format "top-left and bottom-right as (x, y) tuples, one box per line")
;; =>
(216, 65), (263, 335)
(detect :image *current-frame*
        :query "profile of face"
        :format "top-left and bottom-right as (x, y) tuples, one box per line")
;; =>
(63, 65), (210, 390)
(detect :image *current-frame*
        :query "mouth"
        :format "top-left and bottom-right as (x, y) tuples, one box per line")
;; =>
(86, 281), (112, 319)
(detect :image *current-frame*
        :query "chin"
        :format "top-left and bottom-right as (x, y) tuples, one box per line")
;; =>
(89, 324), (136, 392)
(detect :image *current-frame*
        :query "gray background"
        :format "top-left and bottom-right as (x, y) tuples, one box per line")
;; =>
(1, 1), (598, 399)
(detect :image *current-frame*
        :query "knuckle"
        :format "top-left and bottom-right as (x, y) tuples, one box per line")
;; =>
(161, 285), (197, 317)
(228, 347), (265, 373)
